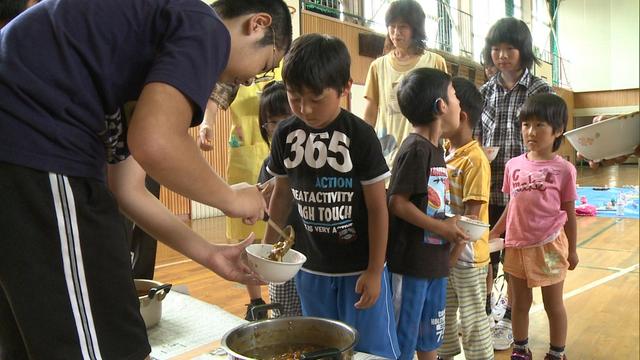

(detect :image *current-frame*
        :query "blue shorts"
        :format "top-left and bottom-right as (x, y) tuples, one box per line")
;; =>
(391, 273), (447, 358)
(295, 268), (400, 359)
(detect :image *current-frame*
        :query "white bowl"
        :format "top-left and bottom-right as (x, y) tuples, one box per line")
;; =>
(457, 216), (490, 242)
(489, 237), (505, 253)
(246, 244), (306, 284)
(564, 111), (639, 162)
(482, 146), (500, 162)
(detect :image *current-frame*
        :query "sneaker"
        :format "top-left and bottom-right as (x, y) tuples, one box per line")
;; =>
(492, 319), (514, 350)
(488, 314), (495, 330)
(492, 295), (508, 322)
(544, 354), (567, 360)
(511, 349), (532, 360)
(244, 299), (267, 321)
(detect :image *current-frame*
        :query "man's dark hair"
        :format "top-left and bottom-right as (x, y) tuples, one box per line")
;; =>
(258, 81), (291, 145)
(482, 17), (539, 70)
(519, 93), (568, 152)
(385, 0), (426, 54)
(282, 34), (351, 96)
(397, 68), (451, 126)
(211, 0), (292, 53)
(452, 77), (483, 130)
(0, 0), (28, 24)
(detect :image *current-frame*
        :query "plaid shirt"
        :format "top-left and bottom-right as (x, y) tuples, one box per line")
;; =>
(474, 69), (553, 206)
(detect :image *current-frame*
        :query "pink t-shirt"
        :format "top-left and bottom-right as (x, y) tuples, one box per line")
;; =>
(502, 154), (577, 248)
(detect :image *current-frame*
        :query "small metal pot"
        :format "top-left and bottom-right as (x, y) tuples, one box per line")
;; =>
(134, 279), (172, 329)
(221, 316), (358, 360)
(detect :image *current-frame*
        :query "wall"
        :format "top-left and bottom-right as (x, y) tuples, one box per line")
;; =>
(558, 0), (639, 91)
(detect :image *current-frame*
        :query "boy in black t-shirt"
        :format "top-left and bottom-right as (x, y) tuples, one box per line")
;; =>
(266, 34), (400, 359)
(388, 68), (468, 360)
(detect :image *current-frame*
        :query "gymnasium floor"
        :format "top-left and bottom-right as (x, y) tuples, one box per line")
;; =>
(154, 163), (639, 359)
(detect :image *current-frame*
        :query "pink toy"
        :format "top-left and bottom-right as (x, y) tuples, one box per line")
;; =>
(576, 196), (597, 216)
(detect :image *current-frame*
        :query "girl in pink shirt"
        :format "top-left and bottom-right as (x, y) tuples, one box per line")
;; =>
(489, 93), (578, 360)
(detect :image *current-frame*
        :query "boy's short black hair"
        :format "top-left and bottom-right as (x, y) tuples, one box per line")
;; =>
(211, 0), (292, 53)
(396, 68), (451, 126)
(282, 34), (350, 95)
(482, 17), (539, 70)
(258, 81), (291, 145)
(385, 0), (426, 54)
(0, 0), (28, 23)
(452, 77), (483, 130)
(519, 93), (568, 152)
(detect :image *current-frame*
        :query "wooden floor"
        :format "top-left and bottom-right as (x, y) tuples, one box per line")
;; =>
(154, 163), (639, 359)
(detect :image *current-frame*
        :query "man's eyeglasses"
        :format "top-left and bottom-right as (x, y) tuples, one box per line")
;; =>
(253, 27), (277, 84)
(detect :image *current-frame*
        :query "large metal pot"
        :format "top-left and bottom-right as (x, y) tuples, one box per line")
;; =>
(134, 279), (172, 329)
(221, 316), (359, 360)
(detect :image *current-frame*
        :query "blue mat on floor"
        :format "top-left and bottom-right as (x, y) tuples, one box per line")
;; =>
(576, 186), (639, 219)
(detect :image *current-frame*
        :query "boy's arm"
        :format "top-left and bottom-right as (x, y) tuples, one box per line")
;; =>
(127, 82), (265, 223)
(561, 200), (579, 270)
(354, 180), (387, 309)
(108, 157), (262, 285)
(263, 177), (293, 245)
(389, 193), (468, 244)
(449, 200), (484, 267)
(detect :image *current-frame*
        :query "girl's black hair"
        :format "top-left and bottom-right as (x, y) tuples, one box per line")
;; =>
(385, 0), (427, 55)
(519, 93), (568, 152)
(482, 17), (540, 70)
(258, 81), (291, 145)
(396, 68), (451, 126)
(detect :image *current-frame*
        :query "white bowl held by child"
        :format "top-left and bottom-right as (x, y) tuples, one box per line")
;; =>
(246, 244), (307, 284)
(457, 216), (490, 242)
(564, 111), (639, 162)
(489, 237), (505, 253)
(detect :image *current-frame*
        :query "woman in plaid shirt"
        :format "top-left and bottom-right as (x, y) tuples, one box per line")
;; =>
(473, 17), (553, 352)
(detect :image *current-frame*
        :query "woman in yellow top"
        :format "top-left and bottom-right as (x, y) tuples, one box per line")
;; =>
(363, 0), (447, 168)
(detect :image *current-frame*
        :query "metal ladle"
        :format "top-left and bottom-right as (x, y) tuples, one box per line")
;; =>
(263, 214), (295, 262)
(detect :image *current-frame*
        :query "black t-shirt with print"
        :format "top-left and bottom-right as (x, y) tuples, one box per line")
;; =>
(387, 134), (450, 279)
(268, 110), (390, 273)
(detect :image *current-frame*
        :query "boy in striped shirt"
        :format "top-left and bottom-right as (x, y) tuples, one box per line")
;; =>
(439, 77), (494, 360)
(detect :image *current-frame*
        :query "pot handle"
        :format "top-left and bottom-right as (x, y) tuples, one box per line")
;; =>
(148, 284), (172, 300)
(249, 302), (284, 320)
(300, 348), (341, 360)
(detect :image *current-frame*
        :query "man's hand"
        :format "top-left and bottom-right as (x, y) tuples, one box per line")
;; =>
(228, 182), (267, 225)
(204, 233), (266, 285)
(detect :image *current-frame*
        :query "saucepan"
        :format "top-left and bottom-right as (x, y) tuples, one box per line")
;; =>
(221, 315), (359, 360)
(134, 279), (172, 329)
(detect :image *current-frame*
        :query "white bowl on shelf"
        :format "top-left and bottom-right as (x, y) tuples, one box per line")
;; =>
(482, 146), (500, 162)
(457, 216), (490, 242)
(564, 111), (639, 162)
(246, 244), (306, 284)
